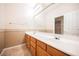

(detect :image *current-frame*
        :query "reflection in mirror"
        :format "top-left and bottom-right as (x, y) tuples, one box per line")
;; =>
(55, 16), (64, 34)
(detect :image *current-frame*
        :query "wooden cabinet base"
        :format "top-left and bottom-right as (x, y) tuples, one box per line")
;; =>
(47, 45), (69, 56)
(25, 34), (69, 56)
(37, 46), (50, 56)
(30, 46), (36, 56)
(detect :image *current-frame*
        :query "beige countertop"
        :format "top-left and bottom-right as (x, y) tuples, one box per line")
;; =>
(25, 31), (79, 56)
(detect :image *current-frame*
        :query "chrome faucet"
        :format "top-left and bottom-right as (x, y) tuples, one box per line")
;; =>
(54, 35), (60, 40)
(55, 37), (60, 40)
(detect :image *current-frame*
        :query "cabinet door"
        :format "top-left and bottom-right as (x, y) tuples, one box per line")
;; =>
(47, 45), (68, 56)
(31, 37), (37, 43)
(31, 41), (36, 48)
(37, 40), (46, 50)
(26, 35), (31, 49)
(30, 46), (36, 56)
(37, 46), (50, 56)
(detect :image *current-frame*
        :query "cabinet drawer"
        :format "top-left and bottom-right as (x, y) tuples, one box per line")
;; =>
(26, 39), (31, 49)
(30, 46), (36, 56)
(30, 41), (36, 48)
(37, 40), (46, 50)
(31, 37), (36, 43)
(25, 35), (31, 49)
(37, 46), (50, 56)
(28, 35), (31, 39)
(27, 43), (31, 49)
(47, 45), (68, 56)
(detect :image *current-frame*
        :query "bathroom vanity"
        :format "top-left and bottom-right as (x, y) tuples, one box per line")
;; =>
(24, 32), (73, 56)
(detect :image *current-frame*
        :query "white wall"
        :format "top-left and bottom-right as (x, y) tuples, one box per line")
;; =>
(64, 11), (79, 35)
(0, 4), (5, 30)
(1, 3), (50, 31)
(5, 3), (35, 31)
(35, 3), (79, 35)
(33, 13), (47, 30)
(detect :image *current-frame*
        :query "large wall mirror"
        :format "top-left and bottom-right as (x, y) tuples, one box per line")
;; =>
(55, 16), (64, 34)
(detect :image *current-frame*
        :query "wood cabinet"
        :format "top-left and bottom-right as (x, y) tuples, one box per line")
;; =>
(31, 41), (36, 48)
(37, 40), (46, 50)
(30, 46), (36, 56)
(37, 40), (49, 56)
(31, 37), (36, 43)
(25, 34), (31, 49)
(37, 46), (50, 56)
(30, 37), (37, 56)
(47, 45), (68, 56)
(24, 34), (69, 56)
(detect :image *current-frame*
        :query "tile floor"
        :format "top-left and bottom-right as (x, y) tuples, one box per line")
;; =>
(0, 44), (32, 56)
